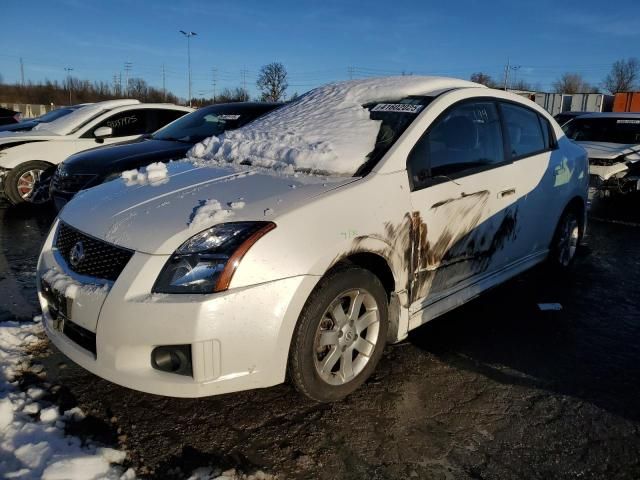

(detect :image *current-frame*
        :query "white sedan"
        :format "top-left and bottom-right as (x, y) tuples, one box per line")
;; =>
(0, 99), (192, 205)
(37, 76), (588, 402)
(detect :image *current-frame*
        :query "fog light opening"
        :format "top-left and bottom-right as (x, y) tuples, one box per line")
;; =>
(151, 345), (193, 377)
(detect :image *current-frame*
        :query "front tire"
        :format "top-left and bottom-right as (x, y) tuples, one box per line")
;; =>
(288, 267), (389, 402)
(4, 161), (53, 205)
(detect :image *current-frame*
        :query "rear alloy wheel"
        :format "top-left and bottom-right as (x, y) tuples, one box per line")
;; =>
(4, 161), (53, 205)
(289, 267), (388, 402)
(550, 207), (582, 269)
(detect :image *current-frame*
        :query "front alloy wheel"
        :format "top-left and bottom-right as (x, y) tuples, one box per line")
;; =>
(289, 267), (388, 402)
(5, 161), (53, 205)
(314, 289), (381, 385)
(17, 169), (44, 200)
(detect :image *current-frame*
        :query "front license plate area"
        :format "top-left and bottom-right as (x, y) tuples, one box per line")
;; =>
(40, 278), (72, 332)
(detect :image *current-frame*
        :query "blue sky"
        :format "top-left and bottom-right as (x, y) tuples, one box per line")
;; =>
(1, 0), (639, 100)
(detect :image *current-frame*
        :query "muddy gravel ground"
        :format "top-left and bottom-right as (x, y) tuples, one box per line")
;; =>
(1, 196), (640, 479)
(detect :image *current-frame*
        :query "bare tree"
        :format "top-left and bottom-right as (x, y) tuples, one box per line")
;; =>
(470, 72), (496, 88)
(216, 87), (250, 103)
(257, 62), (288, 102)
(510, 79), (533, 91)
(127, 77), (149, 100)
(0, 76), (179, 105)
(552, 73), (596, 94)
(603, 58), (639, 93)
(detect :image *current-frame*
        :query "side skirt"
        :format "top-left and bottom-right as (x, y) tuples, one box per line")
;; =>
(407, 250), (548, 331)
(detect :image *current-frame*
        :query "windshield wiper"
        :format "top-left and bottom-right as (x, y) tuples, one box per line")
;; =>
(154, 136), (191, 143)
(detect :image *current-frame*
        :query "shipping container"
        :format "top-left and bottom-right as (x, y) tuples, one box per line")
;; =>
(613, 92), (640, 112)
(534, 93), (572, 116)
(570, 93), (614, 113)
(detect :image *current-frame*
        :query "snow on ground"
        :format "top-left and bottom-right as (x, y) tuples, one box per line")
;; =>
(188, 76), (481, 176)
(121, 162), (169, 187)
(0, 317), (131, 479)
(188, 199), (245, 229)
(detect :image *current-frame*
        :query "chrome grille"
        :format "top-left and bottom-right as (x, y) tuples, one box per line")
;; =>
(55, 222), (133, 282)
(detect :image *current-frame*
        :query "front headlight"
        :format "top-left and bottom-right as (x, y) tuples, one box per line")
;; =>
(153, 222), (276, 294)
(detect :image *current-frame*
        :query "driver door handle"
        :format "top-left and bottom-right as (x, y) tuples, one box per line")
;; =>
(498, 188), (516, 198)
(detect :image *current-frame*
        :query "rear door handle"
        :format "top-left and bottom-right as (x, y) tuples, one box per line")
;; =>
(498, 188), (516, 198)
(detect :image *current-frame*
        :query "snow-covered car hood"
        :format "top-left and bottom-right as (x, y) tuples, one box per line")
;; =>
(578, 141), (640, 163)
(58, 162), (356, 254)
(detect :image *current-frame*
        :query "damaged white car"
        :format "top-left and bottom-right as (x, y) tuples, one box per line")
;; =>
(37, 77), (588, 402)
(563, 112), (640, 196)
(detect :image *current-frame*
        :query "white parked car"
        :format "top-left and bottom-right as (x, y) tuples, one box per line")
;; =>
(0, 99), (192, 205)
(563, 112), (640, 196)
(37, 77), (588, 402)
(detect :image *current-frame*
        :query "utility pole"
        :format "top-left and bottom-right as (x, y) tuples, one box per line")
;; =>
(240, 68), (248, 99)
(503, 58), (510, 90)
(348, 66), (354, 80)
(162, 64), (166, 101)
(211, 67), (217, 103)
(179, 30), (197, 107)
(64, 67), (73, 105)
(124, 61), (133, 97)
(20, 57), (25, 85)
(119, 72), (123, 96)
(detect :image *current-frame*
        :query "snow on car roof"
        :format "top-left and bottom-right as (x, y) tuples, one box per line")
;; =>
(190, 76), (483, 176)
(32, 99), (140, 135)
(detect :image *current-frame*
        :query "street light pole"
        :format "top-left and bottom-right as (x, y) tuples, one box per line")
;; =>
(179, 30), (197, 107)
(64, 67), (73, 105)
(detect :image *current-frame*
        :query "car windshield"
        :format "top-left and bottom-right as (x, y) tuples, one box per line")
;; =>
(34, 108), (75, 123)
(355, 96), (434, 175)
(564, 117), (640, 144)
(153, 106), (263, 143)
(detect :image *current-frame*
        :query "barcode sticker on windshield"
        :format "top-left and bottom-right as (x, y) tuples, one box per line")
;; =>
(371, 104), (424, 114)
(617, 119), (640, 124)
(218, 114), (241, 120)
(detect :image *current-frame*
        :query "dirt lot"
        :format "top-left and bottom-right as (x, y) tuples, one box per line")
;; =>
(1, 196), (640, 479)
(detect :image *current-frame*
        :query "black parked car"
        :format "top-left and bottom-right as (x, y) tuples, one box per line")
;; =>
(0, 107), (21, 126)
(51, 102), (281, 210)
(0, 104), (87, 133)
(553, 111), (586, 127)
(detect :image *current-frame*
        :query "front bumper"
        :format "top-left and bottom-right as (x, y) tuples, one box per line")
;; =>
(37, 222), (317, 397)
(589, 162), (640, 195)
(0, 167), (8, 195)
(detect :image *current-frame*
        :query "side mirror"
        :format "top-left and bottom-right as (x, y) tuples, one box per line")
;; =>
(94, 126), (113, 141)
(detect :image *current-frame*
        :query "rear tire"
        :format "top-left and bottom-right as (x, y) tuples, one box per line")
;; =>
(4, 161), (53, 205)
(288, 266), (388, 402)
(548, 205), (583, 270)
